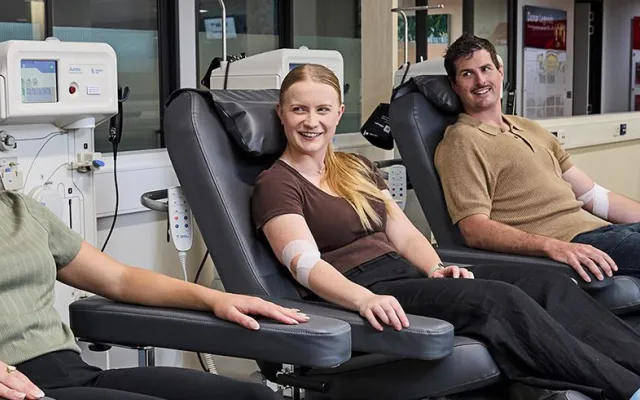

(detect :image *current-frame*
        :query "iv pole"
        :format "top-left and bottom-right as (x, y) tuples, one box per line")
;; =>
(391, 4), (445, 66)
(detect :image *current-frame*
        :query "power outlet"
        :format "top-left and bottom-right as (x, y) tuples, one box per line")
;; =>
(619, 123), (627, 136)
(550, 130), (566, 145)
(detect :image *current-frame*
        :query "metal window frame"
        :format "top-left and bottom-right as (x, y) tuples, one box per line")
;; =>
(158, 0), (181, 148)
(43, 0), (180, 150)
(415, 0), (429, 62)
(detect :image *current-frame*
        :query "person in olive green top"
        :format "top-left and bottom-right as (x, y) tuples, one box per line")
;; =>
(0, 191), (307, 400)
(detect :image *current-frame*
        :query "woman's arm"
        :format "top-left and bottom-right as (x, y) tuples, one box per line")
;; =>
(57, 242), (309, 330)
(262, 213), (410, 331)
(383, 190), (473, 279)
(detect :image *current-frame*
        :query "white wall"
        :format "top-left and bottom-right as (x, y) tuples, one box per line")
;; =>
(602, 0), (640, 113)
(516, 0), (574, 117)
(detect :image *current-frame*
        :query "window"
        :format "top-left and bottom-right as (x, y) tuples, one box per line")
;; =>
(473, 0), (508, 82)
(0, 0), (45, 41)
(52, 0), (164, 153)
(196, 0), (362, 134)
(196, 0), (280, 87)
(293, 0), (361, 133)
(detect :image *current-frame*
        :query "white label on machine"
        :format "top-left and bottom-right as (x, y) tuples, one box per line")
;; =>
(69, 64), (105, 76)
(86, 85), (101, 95)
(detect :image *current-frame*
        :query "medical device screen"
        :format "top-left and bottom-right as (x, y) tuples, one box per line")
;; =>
(21, 59), (58, 103)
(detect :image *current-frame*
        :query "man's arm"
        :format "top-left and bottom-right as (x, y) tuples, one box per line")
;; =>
(458, 214), (616, 282)
(562, 166), (640, 224)
(57, 242), (309, 330)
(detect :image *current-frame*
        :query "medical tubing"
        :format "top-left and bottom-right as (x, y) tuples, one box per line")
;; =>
(100, 140), (119, 252)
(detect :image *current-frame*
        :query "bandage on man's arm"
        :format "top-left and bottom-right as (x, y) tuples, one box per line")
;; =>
(262, 213), (375, 311)
(563, 166), (640, 223)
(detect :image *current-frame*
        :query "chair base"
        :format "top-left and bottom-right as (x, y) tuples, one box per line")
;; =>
(303, 337), (500, 400)
(80, 340), (156, 367)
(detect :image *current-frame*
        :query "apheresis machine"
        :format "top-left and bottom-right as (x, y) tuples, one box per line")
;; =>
(208, 47), (344, 96)
(0, 37), (118, 322)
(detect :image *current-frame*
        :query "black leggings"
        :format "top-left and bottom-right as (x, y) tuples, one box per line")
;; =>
(345, 253), (640, 400)
(15, 350), (281, 400)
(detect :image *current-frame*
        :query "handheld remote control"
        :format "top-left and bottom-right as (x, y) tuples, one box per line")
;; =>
(168, 186), (193, 253)
(388, 165), (407, 210)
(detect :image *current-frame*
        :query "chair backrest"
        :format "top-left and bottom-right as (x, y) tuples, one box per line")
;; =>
(388, 75), (466, 248)
(163, 88), (302, 299)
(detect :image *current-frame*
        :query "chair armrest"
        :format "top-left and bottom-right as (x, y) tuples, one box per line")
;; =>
(266, 297), (454, 361)
(69, 296), (351, 369)
(436, 246), (612, 291)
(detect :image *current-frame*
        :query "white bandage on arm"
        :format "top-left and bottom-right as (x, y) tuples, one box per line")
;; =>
(280, 239), (321, 288)
(577, 183), (610, 220)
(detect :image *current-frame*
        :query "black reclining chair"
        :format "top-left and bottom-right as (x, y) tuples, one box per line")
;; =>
(386, 75), (640, 318)
(157, 87), (593, 400)
(69, 295), (350, 370)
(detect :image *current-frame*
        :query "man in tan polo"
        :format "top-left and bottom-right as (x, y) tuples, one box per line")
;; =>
(434, 34), (640, 282)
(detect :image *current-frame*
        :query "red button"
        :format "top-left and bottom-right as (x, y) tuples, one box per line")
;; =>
(69, 86), (76, 94)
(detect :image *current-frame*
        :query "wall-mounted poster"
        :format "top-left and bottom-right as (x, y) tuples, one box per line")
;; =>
(523, 6), (567, 51)
(522, 5), (571, 118)
(630, 17), (640, 110)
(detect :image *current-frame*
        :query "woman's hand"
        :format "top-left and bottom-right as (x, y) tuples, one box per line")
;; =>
(0, 361), (45, 400)
(430, 265), (474, 279)
(356, 294), (411, 331)
(211, 292), (310, 330)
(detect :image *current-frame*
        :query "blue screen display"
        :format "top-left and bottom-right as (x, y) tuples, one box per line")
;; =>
(21, 59), (58, 103)
(289, 63), (306, 71)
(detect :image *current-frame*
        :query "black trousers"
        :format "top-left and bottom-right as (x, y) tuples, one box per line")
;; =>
(15, 350), (282, 400)
(345, 253), (640, 400)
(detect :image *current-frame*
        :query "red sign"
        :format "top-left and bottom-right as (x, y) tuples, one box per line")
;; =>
(523, 6), (567, 50)
(633, 16), (640, 50)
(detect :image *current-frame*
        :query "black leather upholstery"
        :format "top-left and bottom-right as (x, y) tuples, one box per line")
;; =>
(388, 77), (640, 314)
(304, 337), (500, 400)
(161, 88), (503, 398)
(69, 296), (351, 368)
(270, 297), (454, 360)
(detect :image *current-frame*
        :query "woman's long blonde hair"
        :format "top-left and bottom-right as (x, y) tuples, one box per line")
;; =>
(280, 64), (395, 231)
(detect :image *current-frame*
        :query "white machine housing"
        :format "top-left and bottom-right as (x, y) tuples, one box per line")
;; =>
(0, 38), (118, 128)
(0, 38), (118, 326)
(209, 48), (345, 98)
(394, 58), (447, 87)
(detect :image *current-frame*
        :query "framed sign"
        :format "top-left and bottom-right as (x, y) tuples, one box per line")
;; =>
(523, 6), (567, 50)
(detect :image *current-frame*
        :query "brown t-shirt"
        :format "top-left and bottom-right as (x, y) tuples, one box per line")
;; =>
(251, 155), (397, 274)
(434, 113), (609, 242)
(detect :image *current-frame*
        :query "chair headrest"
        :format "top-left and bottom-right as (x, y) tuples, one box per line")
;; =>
(396, 75), (463, 115)
(186, 88), (286, 157)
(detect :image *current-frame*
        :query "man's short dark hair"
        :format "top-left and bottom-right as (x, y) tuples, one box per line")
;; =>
(444, 34), (501, 82)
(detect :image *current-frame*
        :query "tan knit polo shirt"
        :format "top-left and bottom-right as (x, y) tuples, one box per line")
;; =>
(434, 113), (609, 242)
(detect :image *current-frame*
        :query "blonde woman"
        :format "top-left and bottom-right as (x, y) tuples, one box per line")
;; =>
(252, 63), (640, 400)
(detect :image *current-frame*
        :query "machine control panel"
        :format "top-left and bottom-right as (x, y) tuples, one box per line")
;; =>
(0, 38), (118, 128)
(167, 186), (193, 253)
